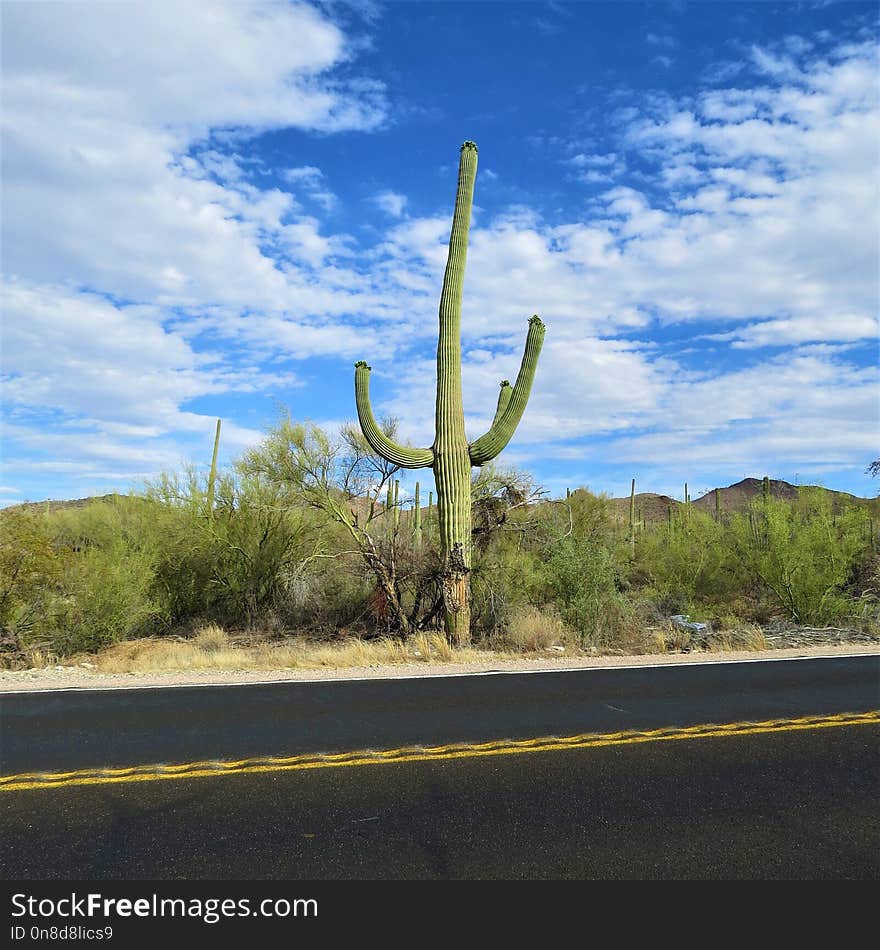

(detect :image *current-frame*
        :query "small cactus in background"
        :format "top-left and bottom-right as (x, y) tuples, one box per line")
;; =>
(629, 478), (638, 555)
(355, 141), (545, 642)
(413, 481), (422, 546)
(762, 475), (771, 503)
(206, 419), (221, 519)
(715, 487), (721, 521)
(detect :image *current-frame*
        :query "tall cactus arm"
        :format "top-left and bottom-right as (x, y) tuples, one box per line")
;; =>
(468, 315), (545, 466)
(354, 361), (434, 469)
(491, 380), (512, 427)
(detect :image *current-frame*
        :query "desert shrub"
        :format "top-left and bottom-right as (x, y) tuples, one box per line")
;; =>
(0, 509), (64, 656)
(491, 604), (569, 652)
(146, 469), (317, 628)
(635, 509), (744, 614)
(470, 532), (544, 636)
(729, 489), (870, 624)
(50, 540), (163, 653)
(541, 534), (635, 647)
(0, 500), (166, 657)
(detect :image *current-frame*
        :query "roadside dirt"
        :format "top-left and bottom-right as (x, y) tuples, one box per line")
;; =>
(0, 643), (875, 691)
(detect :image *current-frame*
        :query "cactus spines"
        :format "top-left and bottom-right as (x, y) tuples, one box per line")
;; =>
(206, 418), (221, 518)
(354, 141), (545, 643)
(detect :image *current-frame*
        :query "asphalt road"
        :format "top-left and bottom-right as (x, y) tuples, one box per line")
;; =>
(1, 655), (877, 773)
(1, 722), (877, 879)
(1, 655), (878, 879)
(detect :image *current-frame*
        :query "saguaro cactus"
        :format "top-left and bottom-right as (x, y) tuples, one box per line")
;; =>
(413, 481), (422, 546)
(206, 418), (221, 519)
(629, 478), (637, 555)
(354, 141), (545, 643)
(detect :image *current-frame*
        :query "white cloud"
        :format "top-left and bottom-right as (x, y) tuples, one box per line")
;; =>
(373, 190), (409, 218)
(283, 166), (338, 210)
(355, 39), (878, 484)
(2, 11), (876, 498)
(1, 1), (390, 486)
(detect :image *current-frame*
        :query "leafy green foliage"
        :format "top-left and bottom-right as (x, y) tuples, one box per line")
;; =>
(2, 418), (876, 662)
(729, 489), (870, 624)
(634, 509), (744, 615)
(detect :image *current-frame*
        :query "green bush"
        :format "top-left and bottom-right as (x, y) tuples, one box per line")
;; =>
(0, 499), (166, 657)
(51, 541), (163, 653)
(0, 509), (64, 654)
(634, 509), (744, 614)
(541, 534), (634, 647)
(730, 489), (870, 624)
(147, 469), (316, 628)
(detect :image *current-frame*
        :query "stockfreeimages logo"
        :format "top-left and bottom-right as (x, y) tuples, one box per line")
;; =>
(11, 893), (318, 925)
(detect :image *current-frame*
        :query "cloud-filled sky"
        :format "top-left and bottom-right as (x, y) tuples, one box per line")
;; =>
(2, 0), (878, 505)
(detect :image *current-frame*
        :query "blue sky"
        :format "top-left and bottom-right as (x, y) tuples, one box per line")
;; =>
(2, 0), (878, 507)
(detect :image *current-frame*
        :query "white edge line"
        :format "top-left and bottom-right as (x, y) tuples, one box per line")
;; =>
(1, 652), (877, 696)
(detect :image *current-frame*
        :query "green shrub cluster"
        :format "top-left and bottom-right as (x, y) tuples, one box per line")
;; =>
(1, 421), (877, 662)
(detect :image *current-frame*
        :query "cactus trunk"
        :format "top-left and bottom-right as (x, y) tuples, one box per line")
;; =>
(354, 142), (545, 644)
(432, 143), (477, 643)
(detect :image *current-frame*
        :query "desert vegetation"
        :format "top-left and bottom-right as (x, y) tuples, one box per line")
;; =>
(1, 417), (877, 670)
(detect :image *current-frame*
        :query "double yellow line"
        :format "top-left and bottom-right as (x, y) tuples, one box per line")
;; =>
(2, 710), (876, 792)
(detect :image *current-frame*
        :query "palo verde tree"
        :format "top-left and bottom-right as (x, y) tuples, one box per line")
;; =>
(354, 141), (545, 643)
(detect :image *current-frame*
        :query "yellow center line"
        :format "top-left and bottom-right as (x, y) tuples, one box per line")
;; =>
(1, 711), (876, 792)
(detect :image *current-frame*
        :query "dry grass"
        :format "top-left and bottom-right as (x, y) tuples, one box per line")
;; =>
(646, 620), (767, 654)
(706, 624), (768, 652)
(192, 622), (229, 653)
(85, 626), (490, 674)
(493, 606), (570, 653)
(22, 649), (61, 669)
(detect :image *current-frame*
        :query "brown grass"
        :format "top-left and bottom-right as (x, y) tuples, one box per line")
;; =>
(706, 624), (768, 652)
(84, 624), (490, 674)
(493, 606), (571, 653)
(646, 621), (767, 654)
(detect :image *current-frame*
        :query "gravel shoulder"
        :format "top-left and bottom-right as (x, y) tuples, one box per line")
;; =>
(0, 642), (876, 692)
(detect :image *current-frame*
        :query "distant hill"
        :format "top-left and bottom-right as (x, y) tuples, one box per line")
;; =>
(3, 478), (877, 523)
(0, 494), (126, 516)
(606, 491), (680, 524)
(607, 477), (876, 524)
(691, 478), (870, 514)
